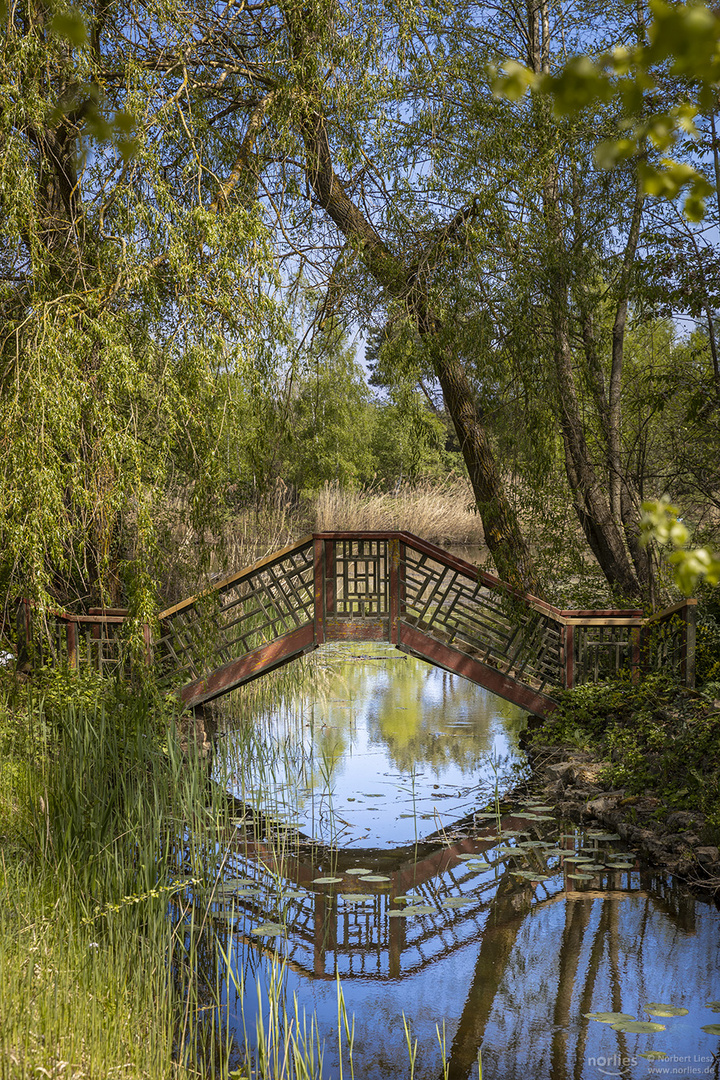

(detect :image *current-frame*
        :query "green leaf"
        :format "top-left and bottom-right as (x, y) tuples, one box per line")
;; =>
(50, 10), (88, 46)
(584, 1012), (636, 1024)
(643, 1003), (689, 1017)
(611, 1020), (666, 1033)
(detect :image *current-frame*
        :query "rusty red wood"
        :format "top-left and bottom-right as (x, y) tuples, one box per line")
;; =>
(314, 538), (325, 647)
(180, 622), (315, 707)
(324, 618), (388, 641)
(398, 622), (558, 718)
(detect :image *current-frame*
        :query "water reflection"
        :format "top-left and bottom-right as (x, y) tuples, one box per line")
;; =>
(227, 642), (527, 847)
(211, 645), (720, 1080)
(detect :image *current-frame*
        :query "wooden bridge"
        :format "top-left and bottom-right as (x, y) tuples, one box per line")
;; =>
(27, 532), (697, 718)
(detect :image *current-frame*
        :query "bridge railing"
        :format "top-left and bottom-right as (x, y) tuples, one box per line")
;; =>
(18, 533), (698, 698)
(155, 536), (316, 696)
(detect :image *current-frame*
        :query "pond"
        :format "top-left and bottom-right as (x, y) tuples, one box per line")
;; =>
(205, 644), (720, 1080)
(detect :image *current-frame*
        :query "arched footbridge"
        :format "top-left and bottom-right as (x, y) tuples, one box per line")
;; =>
(29, 532), (697, 718)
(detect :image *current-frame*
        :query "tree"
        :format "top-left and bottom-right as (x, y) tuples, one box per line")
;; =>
(0, 0), (280, 621)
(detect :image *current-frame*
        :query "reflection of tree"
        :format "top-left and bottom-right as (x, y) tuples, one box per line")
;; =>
(315, 650), (526, 775)
(444, 873), (534, 1080)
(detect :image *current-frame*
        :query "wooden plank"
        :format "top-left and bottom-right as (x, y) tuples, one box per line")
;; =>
(179, 622), (315, 707)
(563, 617), (644, 627)
(324, 618), (388, 641)
(644, 597), (698, 626)
(561, 608), (643, 618)
(398, 622), (558, 718)
(158, 535), (314, 620)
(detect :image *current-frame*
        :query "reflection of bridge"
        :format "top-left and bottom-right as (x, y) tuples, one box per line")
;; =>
(209, 810), (694, 987)
(29, 532), (696, 717)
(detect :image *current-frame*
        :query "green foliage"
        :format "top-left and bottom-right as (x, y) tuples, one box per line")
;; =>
(493, 2), (719, 219)
(535, 675), (720, 821)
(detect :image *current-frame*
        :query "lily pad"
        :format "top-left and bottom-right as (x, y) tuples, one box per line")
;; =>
(584, 1012), (636, 1024)
(526, 805), (554, 812)
(388, 909), (413, 918)
(312, 876), (343, 884)
(441, 896), (474, 908)
(250, 922), (284, 936)
(402, 904), (435, 915)
(341, 894), (374, 903)
(639, 1051), (668, 1060)
(606, 862), (635, 870)
(643, 1003), (689, 1017)
(578, 863), (605, 871)
(706, 1001), (720, 1012)
(701, 1024), (720, 1035)
(611, 1021), (665, 1033)
(345, 868), (373, 875)
(361, 875), (391, 883)
(567, 873), (595, 881)
(464, 860), (492, 871)
(457, 853), (484, 861)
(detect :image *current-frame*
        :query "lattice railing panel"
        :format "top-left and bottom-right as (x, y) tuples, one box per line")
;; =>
(400, 546), (564, 692)
(572, 624), (639, 686)
(334, 539), (388, 617)
(156, 539), (315, 686)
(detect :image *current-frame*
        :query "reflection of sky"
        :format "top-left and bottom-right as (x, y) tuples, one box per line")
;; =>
(220, 879), (720, 1080)
(219, 645), (720, 1080)
(226, 642), (528, 846)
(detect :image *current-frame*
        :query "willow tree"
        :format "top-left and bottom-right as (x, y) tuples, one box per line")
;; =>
(0, 0), (280, 623)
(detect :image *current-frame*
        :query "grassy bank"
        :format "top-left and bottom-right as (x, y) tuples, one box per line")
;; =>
(0, 669), (232, 1079)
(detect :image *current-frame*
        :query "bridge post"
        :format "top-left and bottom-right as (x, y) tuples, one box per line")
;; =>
(314, 537), (325, 646)
(682, 598), (697, 689)
(563, 624), (574, 689)
(66, 620), (78, 669)
(324, 539), (335, 617)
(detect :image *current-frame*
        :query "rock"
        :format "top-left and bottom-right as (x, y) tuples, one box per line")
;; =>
(696, 846), (720, 865)
(542, 762), (575, 784)
(666, 811), (697, 831)
(585, 795), (621, 818)
(682, 833), (701, 847)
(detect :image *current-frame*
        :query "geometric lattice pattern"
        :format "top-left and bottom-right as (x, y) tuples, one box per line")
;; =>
(400, 545), (565, 694)
(156, 538), (315, 687)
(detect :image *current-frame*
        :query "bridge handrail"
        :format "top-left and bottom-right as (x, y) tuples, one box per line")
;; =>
(157, 534), (314, 621)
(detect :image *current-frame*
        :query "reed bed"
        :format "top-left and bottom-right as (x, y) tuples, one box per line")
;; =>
(310, 478), (484, 547)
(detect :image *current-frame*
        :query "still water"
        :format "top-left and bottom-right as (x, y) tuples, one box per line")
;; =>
(211, 644), (720, 1080)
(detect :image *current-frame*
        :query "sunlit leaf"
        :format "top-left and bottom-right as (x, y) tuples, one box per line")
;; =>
(584, 1012), (636, 1024)
(644, 1003), (688, 1017)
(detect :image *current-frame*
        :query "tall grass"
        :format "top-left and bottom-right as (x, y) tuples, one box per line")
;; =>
(0, 671), (233, 1079)
(310, 478), (485, 547)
